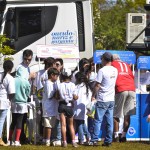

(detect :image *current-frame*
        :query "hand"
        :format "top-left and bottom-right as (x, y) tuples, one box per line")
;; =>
(30, 72), (36, 79)
(54, 91), (60, 100)
(147, 114), (150, 122)
(91, 97), (96, 101)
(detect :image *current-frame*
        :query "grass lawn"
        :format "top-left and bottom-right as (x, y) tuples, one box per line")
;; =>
(1, 142), (150, 150)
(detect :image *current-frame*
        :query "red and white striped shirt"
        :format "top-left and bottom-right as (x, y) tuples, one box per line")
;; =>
(112, 60), (135, 93)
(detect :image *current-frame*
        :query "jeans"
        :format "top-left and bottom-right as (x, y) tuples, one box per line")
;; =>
(91, 101), (114, 144)
(51, 119), (61, 141)
(0, 109), (7, 138)
(75, 119), (91, 142)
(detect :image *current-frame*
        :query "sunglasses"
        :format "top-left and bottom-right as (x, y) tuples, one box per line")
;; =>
(23, 58), (32, 61)
(56, 63), (61, 66)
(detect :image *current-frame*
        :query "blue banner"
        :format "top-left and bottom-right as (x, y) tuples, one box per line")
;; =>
(93, 50), (136, 64)
(137, 56), (150, 70)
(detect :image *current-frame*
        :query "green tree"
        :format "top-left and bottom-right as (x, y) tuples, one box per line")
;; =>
(93, 0), (146, 50)
(0, 34), (15, 60)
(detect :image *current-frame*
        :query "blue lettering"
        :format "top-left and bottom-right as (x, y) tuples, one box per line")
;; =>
(51, 30), (76, 45)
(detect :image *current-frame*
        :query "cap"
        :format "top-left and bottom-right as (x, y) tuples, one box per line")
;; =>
(62, 68), (72, 76)
(101, 52), (113, 62)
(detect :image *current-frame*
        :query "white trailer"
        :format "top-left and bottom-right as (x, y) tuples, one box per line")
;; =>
(0, 0), (94, 71)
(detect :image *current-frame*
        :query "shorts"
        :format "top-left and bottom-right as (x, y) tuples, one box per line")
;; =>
(43, 116), (56, 128)
(58, 103), (74, 118)
(113, 91), (136, 118)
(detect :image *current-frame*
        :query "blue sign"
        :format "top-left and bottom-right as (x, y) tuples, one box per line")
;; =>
(93, 50), (136, 64)
(137, 56), (150, 70)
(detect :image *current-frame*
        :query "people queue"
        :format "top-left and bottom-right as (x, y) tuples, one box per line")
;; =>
(0, 50), (136, 148)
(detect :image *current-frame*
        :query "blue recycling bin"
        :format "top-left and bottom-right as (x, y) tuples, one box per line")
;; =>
(126, 94), (140, 140)
(140, 94), (150, 140)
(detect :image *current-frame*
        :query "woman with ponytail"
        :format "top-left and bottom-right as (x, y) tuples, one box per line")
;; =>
(0, 60), (15, 146)
(73, 72), (91, 145)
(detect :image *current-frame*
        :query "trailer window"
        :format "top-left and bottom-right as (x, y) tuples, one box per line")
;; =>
(18, 9), (41, 37)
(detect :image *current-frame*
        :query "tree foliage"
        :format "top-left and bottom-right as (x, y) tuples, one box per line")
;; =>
(0, 34), (15, 60)
(93, 0), (146, 50)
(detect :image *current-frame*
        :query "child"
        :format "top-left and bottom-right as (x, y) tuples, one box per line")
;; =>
(51, 58), (64, 146)
(58, 68), (78, 148)
(33, 57), (55, 142)
(0, 60), (15, 146)
(42, 67), (59, 146)
(74, 72), (91, 145)
(8, 67), (31, 146)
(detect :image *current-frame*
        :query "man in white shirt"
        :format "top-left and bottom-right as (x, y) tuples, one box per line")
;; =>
(89, 52), (118, 147)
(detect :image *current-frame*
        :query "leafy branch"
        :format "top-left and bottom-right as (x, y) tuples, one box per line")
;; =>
(0, 34), (16, 60)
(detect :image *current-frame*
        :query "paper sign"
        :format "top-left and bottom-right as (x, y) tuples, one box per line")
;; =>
(37, 45), (79, 59)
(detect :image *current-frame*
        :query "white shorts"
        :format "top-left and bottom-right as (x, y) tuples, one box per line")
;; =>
(43, 116), (56, 128)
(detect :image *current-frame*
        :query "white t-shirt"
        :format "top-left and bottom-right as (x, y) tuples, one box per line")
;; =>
(11, 102), (28, 114)
(96, 66), (118, 102)
(89, 71), (97, 82)
(58, 82), (76, 105)
(42, 80), (58, 117)
(34, 69), (48, 90)
(0, 73), (15, 110)
(74, 83), (92, 120)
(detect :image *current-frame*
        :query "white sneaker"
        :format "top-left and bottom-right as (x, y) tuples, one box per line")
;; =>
(45, 141), (50, 146)
(53, 140), (61, 146)
(7, 140), (14, 146)
(14, 141), (21, 146)
(72, 142), (79, 148)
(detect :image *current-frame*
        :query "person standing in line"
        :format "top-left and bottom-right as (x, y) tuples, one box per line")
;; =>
(88, 58), (97, 89)
(0, 60), (15, 146)
(16, 49), (36, 144)
(42, 67), (59, 146)
(55, 58), (64, 73)
(8, 67), (31, 146)
(51, 58), (64, 146)
(58, 68), (78, 148)
(33, 57), (55, 143)
(16, 49), (36, 80)
(89, 52), (118, 147)
(112, 54), (136, 142)
(71, 58), (90, 83)
(74, 72), (91, 145)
